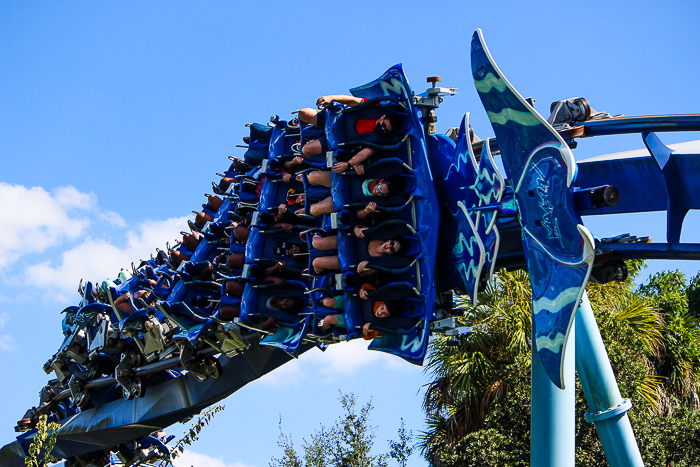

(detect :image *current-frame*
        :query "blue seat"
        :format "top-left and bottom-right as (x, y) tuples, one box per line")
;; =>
(243, 123), (272, 165)
(240, 281), (308, 325)
(338, 219), (420, 274)
(332, 172), (417, 215)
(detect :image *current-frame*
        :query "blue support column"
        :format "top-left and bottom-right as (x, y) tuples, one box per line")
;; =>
(575, 292), (643, 467)
(531, 322), (575, 466)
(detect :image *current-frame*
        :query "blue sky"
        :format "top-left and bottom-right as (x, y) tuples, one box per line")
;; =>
(1, 2), (699, 466)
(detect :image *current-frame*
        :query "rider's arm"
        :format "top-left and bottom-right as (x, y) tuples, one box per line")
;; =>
(347, 147), (376, 167)
(333, 147), (378, 173)
(283, 156), (304, 171)
(317, 95), (365, 108)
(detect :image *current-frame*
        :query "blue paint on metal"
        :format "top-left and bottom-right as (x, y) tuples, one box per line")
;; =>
(531, 319), (575, 467)
(585, 398), (632, 423)
(574, 138), (700, 218)
(575, 293), (643, 467)
(576, 154), (668, 215)
(644, 132), (690, 245)
(601, 242), (700, 261)
(576, 114), (700, 136)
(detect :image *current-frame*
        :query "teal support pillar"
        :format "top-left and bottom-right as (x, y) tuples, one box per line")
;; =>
(531, 320), (575, 466)
(575, 292), (643, 467)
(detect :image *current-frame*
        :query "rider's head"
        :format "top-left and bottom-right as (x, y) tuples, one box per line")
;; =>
(373, 299), (400, 318)
(371, 178), (395, 197)
(269, 296), (304, 314)
(375, 113), (402, 134)
(379, 239), (401, 255)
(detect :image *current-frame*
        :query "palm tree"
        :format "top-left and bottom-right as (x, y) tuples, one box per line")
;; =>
(586, 261), (666, 414)
(420, 269), (532, 462)
(420, 261), (669, 463)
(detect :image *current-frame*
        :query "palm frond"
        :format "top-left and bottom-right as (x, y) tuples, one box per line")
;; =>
(613, 295), (666, 356)
(634, 374), (664, 415)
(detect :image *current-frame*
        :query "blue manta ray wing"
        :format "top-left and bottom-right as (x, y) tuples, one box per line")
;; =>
(471, 30), (576, 186)
(471, 29), (594, 388)
(481, 224), (500, 282)
(442, 115), (484, 303)
(526, 231), (594, 388)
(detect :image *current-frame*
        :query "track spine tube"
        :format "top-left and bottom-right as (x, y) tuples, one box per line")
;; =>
(531, 320), (575, 467)
(575, 292), (643, 467)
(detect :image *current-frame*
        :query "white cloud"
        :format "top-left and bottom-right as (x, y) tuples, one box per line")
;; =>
(0, 183), (94, 267)
(52, 185), (95, 209)
(260, 339), (407, 386)
(0, 312), (8, 328)
(24, 216), (188, 301)
(97, 210), (127, 227)
(172, 450), (256, 467)
(305, 339), (401, 375)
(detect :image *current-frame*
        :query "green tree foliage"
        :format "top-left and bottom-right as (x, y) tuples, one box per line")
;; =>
(25, 414), (60, 467)
(421, 263), (700, 466)
(388, 420), (414, 467)
(638, 270), (700, 405)
(420, 269), (533, 461)
(270, 392), (413, 467)
(160, 404), (225, 466)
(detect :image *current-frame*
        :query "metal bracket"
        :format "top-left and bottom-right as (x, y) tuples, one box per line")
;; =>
(644, 131), (690, 245)
(335, 273), (345, 290)
(330, 212), (340, 230)
(429, 317), (476, 336)
(413, 76), (457, 114)
(585, 398), (633, 423)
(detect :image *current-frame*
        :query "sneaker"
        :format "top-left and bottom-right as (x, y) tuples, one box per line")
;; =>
(188, 220), (202, 233)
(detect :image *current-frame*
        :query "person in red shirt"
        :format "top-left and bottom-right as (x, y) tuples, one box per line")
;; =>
(296, 95), (401, 174)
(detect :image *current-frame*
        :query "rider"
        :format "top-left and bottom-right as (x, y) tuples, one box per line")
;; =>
(297, 95), (402, 174)
(305, 228), (406, 275)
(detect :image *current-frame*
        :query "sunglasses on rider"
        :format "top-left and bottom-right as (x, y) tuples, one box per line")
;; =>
(376, 180), (387, 197)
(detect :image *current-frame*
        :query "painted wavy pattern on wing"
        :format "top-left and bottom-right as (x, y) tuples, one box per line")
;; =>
(260, 318), (309, 357)
(438, 114), (485, 303)
(440, 115), (506, 305)
(486, 108), (541, 127)
(536, 332), (566, 353)
(400, 329), (428, 353)
(350, 64), (410, 103)
(473, 138), (505, 235)
(451, 207), (486, 305)
(474, 72), (507, 93)
(532, 287), (582, 315)
(446, 115), (479, 198)
(530, 247), (593, 387)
